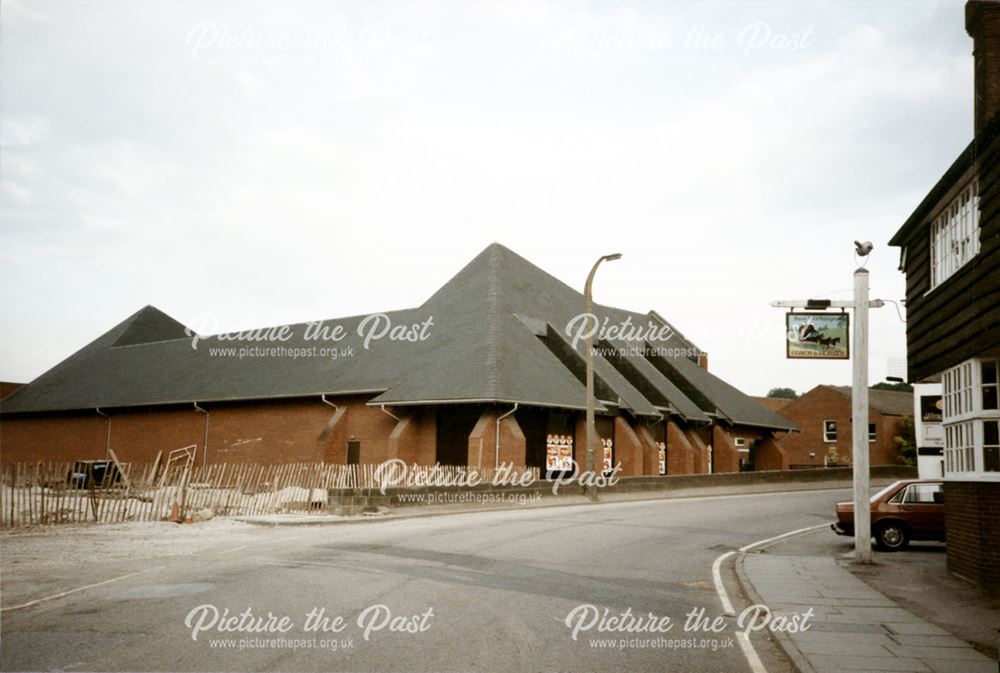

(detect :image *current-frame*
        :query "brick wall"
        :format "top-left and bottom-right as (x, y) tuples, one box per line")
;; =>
(467, 411), (527, 468)
(755, 434), (789, 471)
(2, 399), (798, 480)
(666, 420), (694, 474)
(943, 480), (1000, 595)
(387, 408), (437, 465)
(613, 416), (644, 476)
(1, 412), (108, 463)
(105, 407), (209, 463)
(0, 395), (403, 466)
(774, 386), (903, 467)
(712, 426), (767, 473)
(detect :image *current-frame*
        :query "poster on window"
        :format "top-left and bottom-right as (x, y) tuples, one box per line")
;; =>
(786, 312), (849, 360)
(546, 434), (574, 471)
(602, 438), (613, 472)
(657, 441), (666, 475)
(921, 395), (943, 423)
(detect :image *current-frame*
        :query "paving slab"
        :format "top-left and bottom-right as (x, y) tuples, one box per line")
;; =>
(739, 553), (997, 673)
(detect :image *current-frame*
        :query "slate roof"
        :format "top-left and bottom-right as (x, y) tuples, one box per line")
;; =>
(830, 386), (914, 417)
(1, 244), (795, 431)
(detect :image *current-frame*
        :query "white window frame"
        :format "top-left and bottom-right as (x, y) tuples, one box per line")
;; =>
(868, 423), (877, 443)
(930, 179), (980, 290)
(982, 360), (999, 412)
(984, 419), (1000, 473)
(823, 420), (837, 443)
(942, 358), (1000, 479)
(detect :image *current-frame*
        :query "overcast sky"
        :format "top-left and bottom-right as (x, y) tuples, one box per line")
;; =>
(0, 0), (974, 397)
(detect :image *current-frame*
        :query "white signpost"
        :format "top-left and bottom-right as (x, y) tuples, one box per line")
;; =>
(772, 244), (885, 564)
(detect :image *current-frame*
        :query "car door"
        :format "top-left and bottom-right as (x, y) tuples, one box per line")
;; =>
(901, 482), (944, 538)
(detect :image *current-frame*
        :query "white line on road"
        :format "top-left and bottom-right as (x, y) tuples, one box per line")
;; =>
(711, 522), (830, 673)
(738, 523), (830, 554)
(735, 632), (768, 673)
(0, 567), (162, 613)
(712, 551), (737, 616)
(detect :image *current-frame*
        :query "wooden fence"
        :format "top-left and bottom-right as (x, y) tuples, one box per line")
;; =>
(0, 461), (540, 528)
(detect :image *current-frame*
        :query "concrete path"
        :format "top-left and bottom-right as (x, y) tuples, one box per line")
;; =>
(739, 553), (997, 673)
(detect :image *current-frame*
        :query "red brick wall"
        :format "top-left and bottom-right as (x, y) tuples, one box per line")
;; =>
(4, 400), (781, 478)
(712, 425), (739, 474)
(106, 408), (208, 463)
(0, 395), (406, 466)
(634, 423), (661, 476)
(1, 413), (108, 463)
(666, 420), (694, 475)
(467, 411), (527, 467)
(711, 426), (767, 473)
(755, 433), (789, 471)
(944, 480), (1000, 595)
(572, 415), (612, 472)
(384, 408), (436, 465)
(773, 386), (902, 467)
(613, 416), (643, 476)
(686, 427), (710, 474)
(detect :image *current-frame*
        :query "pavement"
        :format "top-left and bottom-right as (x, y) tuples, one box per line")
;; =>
(738, 533), (999, 673)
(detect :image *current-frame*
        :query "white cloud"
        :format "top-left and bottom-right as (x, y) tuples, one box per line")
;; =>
(0, 0), (974, 396)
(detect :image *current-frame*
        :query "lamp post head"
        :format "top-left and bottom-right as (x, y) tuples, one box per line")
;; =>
(604, 253), (623, 262)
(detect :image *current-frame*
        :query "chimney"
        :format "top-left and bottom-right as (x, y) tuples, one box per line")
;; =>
(967, 0), (1000, 136)
(698, 352), (709, 371)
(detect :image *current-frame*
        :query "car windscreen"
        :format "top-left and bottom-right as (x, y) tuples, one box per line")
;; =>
(870, 481), (903, 503)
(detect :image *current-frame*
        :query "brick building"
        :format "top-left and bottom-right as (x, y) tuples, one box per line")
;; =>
(761, 386), (912, 470)
(0, 244), (795, 476)
(888, 1), (1000, 593)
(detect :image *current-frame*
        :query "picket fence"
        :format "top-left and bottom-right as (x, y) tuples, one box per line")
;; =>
(0, 461), (539, 528)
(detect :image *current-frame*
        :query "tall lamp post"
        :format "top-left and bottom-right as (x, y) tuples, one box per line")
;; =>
(584, 253), (622, 501)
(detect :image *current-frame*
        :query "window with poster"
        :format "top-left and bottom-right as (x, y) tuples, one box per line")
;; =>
(602, 438), (613, 473)
(545, 411), (575, 474)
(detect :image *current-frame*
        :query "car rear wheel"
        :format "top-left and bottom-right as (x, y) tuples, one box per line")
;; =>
(875, 522), (909, 551)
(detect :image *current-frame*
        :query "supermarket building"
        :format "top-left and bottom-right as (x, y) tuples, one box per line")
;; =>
(0, 244), (795, 475)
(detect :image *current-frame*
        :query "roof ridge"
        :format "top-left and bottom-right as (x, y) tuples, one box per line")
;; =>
(111, 305), (190, 347)
(485, 244), (501, 394)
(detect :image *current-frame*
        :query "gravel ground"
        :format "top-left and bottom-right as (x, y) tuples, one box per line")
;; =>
(1, 519), (262, 571)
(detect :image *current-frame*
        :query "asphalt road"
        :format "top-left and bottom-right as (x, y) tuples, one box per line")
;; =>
(1, 488), (852, 673)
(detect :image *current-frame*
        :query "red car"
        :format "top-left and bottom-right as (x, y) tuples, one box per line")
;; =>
(832, 479), (946, 551)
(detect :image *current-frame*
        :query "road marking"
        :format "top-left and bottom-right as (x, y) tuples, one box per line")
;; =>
(711, 522), (830, 673)
(0, 567), (162, 613)
(738, 523), (829, 553)
(712, 550), (737, 616)
(735, 632), (768, 673)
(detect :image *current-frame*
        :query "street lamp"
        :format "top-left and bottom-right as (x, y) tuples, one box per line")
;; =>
(584, 252), (622, 501)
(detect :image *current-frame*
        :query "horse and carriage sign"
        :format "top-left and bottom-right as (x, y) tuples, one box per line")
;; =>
(786, 312), (850, 360)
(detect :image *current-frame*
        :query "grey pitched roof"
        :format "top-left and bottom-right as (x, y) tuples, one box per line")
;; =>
(830, 386), (913, 417)
(657, 354), (798, 431)
(1, 244), (791, 431)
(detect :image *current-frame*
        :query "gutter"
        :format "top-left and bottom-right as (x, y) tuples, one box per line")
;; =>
(495, 403), (518, 469)
(95, 407), (111, 456)
(366, 397), (609, 412)
(193, 402), (209, 466)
